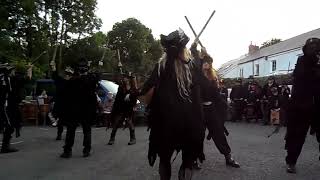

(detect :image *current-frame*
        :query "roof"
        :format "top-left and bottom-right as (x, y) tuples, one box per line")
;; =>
(217, 56), (244, 76)
(238, 28), (320, 64)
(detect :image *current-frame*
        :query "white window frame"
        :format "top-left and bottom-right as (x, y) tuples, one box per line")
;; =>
(271, 60), (277, 72)
(255, 64), (259, 76)
(239, 68), (244, 78)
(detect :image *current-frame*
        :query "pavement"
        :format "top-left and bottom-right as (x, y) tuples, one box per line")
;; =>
(0, 122), (320, 180)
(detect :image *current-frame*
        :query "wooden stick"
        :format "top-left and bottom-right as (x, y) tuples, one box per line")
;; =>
(194, 10), (216, 43)
(184, 16), (204, 47)
(31, 51), (47, 65)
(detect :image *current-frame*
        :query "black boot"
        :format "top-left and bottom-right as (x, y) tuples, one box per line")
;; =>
(178, 165), (185, 180)
(56, 134), (62, 140)
(286, 164), (296, 173)
(192, 161), (201, 170)
(56, 125), (63, 140)
(225, 154), (240, 168)
(178, 166), (193, 180)
(83, 148), (91, 158)
(1, 145), (18, 153)
(108, 137), (115, 145)
(107, 129), (117, 145)
(1, 131), (18, 153)
(60, 151), (72, 158)
(128, 129), (136, 145)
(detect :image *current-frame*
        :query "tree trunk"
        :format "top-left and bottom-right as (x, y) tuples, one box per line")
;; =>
(51, 45), (58, 68)
(58, 19), (65, 72)
(26, 17), (33, 59)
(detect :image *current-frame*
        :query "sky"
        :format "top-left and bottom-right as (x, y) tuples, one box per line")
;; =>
(96, 0), (320, 68)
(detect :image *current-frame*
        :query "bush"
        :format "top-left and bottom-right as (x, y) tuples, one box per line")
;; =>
(223, 74), (293, 88)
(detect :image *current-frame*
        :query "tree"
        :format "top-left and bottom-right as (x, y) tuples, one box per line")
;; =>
(63, 31), (117, 73)
(0, 0), (102, 77)
(107, 18), (163, 75)
(260, 38), (282, 49)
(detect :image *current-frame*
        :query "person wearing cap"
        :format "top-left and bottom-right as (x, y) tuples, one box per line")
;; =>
(50, 61), (74, 141)
(261, 76), (280, 125)
(230, 78), (246, 122)
(285, 38), (320, 173)
(107, 73), (138, 145)
(140, 29), (206, 179)
(244, 76), (263, 123)
(219, 79), (228, 102)
(279, 81), (290, 126)
(262, 76), (279, 99)
(60, 58), (98, 158)
(190, 43), (240, 169)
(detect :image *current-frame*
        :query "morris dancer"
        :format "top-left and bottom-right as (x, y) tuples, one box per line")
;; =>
(191, 43), (240, 169)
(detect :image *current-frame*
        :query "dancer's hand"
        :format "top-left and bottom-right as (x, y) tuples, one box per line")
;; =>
(50, 61), (56, 71)
(191, 42), (198, 49)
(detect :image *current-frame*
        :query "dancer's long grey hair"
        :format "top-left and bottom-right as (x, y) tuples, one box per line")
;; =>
(158, 48), (193, 102)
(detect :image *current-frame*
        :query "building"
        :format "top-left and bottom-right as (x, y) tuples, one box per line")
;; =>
(218, 28), (320, 78)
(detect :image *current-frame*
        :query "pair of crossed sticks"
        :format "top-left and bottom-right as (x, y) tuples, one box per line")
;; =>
(184, 10), (216, 48)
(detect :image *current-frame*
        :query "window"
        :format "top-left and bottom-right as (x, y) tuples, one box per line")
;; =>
(271, 60), (277, 72)
(239, 68), (244, 78)
(255, 64), (259, 76)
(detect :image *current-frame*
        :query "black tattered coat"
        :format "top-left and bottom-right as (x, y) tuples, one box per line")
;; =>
(142, 56), (208, 162)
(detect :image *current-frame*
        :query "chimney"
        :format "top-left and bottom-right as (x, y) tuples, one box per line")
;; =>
(248, 42), (259, 55)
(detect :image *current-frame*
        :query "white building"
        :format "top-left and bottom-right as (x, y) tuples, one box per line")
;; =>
(218, 28), (320, 78)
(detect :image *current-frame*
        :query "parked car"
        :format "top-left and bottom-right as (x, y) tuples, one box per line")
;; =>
(97, 80), (146, 126)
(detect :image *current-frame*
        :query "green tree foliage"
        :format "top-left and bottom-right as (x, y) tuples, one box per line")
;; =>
(0, 0), (102, 77)
(63, 32), (117, 73)
(1, 3), (162, 80)
(107, 18), (163, 75)
(260, 38), (282, 49)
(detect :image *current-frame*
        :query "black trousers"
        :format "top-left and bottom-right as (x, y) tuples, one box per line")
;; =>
(57, 119), (64, 137)
(109, 113), (135, 140)
(285, 101), (319, 165)
(285, 119), (310, 165)
(2, 126), (14, 149)
(261, 102), (270, 124)
(204, 104), (231, 156)
(63, 121), (91, 153)
(1, 104), (14, 149)
(231, 100), (244, 121)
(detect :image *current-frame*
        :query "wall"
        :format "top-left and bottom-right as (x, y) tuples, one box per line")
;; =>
(222, 48), (302, 78)
(222, 65), (240, 78)
(267, 49), (302, 76)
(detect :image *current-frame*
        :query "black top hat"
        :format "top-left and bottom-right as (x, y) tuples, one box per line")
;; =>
(160, 29), (190, 52)
(76, 58), (89, 73)
(0, 63), (15, 73)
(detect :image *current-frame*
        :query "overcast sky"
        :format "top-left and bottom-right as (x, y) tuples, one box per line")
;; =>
(96, 0), (320, 68)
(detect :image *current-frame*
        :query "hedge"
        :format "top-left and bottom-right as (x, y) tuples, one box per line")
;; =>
(222, 74), (293, 88)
